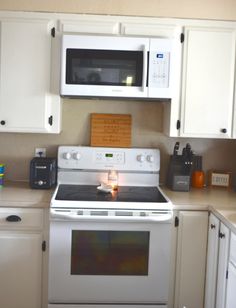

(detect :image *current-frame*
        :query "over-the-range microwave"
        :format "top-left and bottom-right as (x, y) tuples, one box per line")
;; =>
(60, 34), (181, 99)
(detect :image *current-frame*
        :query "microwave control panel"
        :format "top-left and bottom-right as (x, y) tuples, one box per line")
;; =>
(149, 52), (170, 88)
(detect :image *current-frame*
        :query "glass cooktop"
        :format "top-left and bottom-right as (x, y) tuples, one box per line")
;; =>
(55, 185), (168, 203)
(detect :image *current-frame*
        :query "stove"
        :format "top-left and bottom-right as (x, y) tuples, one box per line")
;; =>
(48, 146), (173, 308)
(50, 145), (172, 211)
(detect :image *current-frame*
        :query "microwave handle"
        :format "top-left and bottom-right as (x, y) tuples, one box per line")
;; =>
(142, 45), (148, 92)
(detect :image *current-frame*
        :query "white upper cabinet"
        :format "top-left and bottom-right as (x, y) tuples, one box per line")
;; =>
(0, 15), (61, 133)
(179, 26), (236, 138)
(59, 15), (120, 35)
(120, 21), (180, 38)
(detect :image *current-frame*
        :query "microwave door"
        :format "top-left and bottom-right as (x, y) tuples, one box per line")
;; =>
(60, 35), (149, 98)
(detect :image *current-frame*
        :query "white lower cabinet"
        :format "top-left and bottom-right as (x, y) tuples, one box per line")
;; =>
(205, 213), (230, 308)
(225, 262), (236, 308)
(225, 232), (236, 308)
(0, 208), (44, 308)
(174, 211), (208, 308)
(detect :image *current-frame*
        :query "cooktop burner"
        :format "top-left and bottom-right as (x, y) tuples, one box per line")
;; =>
(55, 184), (168, 203)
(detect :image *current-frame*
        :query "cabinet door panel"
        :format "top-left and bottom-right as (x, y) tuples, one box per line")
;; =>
(180, 27), (236, 138)
(226, 262), (236, 308)
(205, 214), (220, 308)
(0, 18), (58, 133)
(0, 231), (42, 308)
(216, 222), (230, 308)
(174, 211), (208, 308)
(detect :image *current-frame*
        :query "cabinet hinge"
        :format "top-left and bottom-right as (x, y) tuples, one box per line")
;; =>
(51, 27), (56, 38)
(175, 216), (179, 227)
(48, 115), (53, 126)
(180, 33), (184, 43)
(42, 240), (46, 252)
(176, 120), (181, 130)
(226, 269), (228, 279)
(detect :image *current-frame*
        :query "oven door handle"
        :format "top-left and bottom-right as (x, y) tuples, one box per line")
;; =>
(50, 211), (173, 223)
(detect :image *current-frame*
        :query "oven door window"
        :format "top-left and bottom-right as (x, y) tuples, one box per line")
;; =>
(66, 49), (143, 87)
(71, 230), (149, 275)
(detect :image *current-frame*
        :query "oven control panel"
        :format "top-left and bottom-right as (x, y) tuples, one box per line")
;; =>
(58, 146), (160, 172)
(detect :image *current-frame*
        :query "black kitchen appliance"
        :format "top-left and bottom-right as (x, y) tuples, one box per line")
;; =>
(167, 142), (194, 191)
(30, 157), (57, 189)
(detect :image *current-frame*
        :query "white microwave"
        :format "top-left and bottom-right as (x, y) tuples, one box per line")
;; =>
(60, 34), (181, 99)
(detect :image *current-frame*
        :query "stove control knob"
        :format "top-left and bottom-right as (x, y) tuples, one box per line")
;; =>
(137, 154), (145, 162)
(73, 152), (81, 160)
(38, 180), (44, 186)
(147, 155), (154, 162)
(63, 152), (71, 160)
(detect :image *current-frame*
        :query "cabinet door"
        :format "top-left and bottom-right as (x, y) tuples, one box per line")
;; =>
(174, 211), (208, 308)
(121, 21), (179, 37)
(0, 18), (61, 133)
(216, 222), (230, 308)
(225, 262), (236, 308)
(205, 213), (220, 308)
(180, 26), (236, 138)
(59, 18), (119, 34)
(0, 231), (42, 308)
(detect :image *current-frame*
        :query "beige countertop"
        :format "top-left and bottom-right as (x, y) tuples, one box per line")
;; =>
(1, 181), (236, 233)
(162, 186), (236, 233)
(162, 186), (236, 210)
(0, 181), (54, 208)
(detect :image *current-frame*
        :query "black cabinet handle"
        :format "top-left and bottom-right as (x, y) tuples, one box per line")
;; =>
(210, 223), (216, 229)
(0, 120), (6, 125)
(221, 128), (227, 133)
(6, 215), (22, 222)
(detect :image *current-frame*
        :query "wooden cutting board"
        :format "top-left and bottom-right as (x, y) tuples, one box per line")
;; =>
(90, 113), (132, 147)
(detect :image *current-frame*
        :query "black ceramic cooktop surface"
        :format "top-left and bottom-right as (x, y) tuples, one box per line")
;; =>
(55, 185), (167, 203)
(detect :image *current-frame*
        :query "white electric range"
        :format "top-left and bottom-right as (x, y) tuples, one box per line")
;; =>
(48, 146), (173, 308)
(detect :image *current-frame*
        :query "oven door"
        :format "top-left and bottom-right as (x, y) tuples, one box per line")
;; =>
(48, 210), (172, 305)
(61, 35), (149, 98)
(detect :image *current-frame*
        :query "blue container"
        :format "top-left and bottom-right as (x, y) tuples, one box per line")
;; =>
(0, 164), (5, 174)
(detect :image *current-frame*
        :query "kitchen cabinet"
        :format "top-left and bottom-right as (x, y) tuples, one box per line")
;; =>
(178, 26), (236, 138)
(205, 213), (230, 308)
(225, 232), (236, 308)
(0, 14), (61, 133)
(174, 211), (208, 308)
(120, 20), (180, 37)
(204, 213), (220, 308)
(0, 208), (45, 308)
(59, 15), (119, 34)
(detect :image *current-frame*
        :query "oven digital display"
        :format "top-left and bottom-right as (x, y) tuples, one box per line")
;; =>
(105, 153), (113, 158)
(71, 230), (149, 276)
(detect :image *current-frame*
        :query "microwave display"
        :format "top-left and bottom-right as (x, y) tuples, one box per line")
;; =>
(66, 49), (143, 87)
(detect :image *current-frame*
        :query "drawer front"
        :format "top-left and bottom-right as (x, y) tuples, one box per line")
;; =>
(0, 208), (44, 230)
(230, 232), (236, 264)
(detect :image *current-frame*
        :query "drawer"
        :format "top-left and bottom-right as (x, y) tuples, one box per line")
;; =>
(0, 208), (44, 230)
(230, 232), (236, 264)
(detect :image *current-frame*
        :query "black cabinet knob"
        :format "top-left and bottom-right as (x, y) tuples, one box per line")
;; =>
(221, 128), (227, 133)
(210, 224), (216, 229)
(0, 120), (6, 125)
(219, 232), (225, 238)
